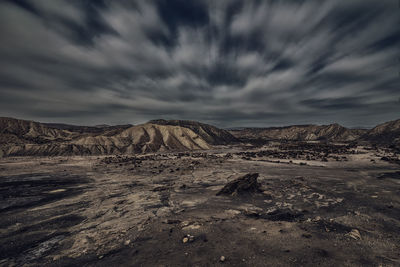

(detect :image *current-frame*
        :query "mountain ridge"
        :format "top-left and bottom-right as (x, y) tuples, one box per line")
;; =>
(0, 117), (399, 157)
(229, 123), (367, 142)
(361, 119), (400, 144)
(0, 117), (235, 156)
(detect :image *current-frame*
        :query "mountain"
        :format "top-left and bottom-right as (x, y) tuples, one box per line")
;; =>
(361, 119), (400, 144)
(148, 119), (238, 145)
(0, 117), (231, 156)
(0, 117), (76, 144)
(230, 123), (367, 142)
(1, 117), (399, 157)
(44, 123), (132, 134)
(72, 123), (212, 154)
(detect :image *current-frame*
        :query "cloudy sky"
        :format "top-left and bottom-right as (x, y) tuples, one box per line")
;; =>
(0, 0), (399, 128)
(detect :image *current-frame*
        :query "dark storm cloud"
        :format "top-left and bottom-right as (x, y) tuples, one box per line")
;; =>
(0, 0), (399, 127)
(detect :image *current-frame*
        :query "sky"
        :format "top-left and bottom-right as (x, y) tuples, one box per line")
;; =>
(0, 0), (399, 128)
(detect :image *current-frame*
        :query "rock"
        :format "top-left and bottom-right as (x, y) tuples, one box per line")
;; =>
(220, 256), (226, 262)
(124, 240), (131, 246)
(53, 255), (62, 261)
(216, 173), (261, 196)
(188, 234), (195, 242)
(182, 223), (201, 230)
(347, 229), (361, 240)
(313, 216), (321, 221)
(182, 234), (195, 243)
(181, 221), (190, 227)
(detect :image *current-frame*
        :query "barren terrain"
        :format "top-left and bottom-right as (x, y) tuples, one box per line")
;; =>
(1, 142), (399, 266)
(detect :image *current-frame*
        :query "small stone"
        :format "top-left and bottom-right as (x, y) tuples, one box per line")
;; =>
(182, 237), (189, 243)
(124, 240), (131, 246)
(220, 256), (226, 262)
(185, 234), (195, 242)
(347, 229), (361, 240)
(181, 221), (190, 227)
(53, 255), (61, 261)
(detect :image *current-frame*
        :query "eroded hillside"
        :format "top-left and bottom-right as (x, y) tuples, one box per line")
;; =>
(0, 118), (235, 156)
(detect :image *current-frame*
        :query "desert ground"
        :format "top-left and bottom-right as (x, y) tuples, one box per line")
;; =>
(0, 142), (399, 266)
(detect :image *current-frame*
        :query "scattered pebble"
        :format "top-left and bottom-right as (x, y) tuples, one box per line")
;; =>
(220, 256), (226, 262)
(347, 229), (362, 240)
(313, 216), (321, 221)
(182, 234), (195, 243)
(181, 221), (190, 227)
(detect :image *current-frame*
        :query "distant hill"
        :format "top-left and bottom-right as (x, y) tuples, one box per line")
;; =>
(0, 117), (76, 144)
(361, 119), (400, 144)
(44, 122), (132, 134)
(229, 123), (367, 142)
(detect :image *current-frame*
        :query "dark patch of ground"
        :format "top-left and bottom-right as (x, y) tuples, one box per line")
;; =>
(0, 173), (91, 265)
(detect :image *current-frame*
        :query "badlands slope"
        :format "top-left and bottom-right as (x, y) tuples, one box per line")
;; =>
(0, 118), (235, 156)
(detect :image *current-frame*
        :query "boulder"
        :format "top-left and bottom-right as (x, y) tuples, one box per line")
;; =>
(216, 173), (261, 196)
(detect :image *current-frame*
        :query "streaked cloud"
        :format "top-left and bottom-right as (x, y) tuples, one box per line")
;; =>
(0, 0), (398, 127)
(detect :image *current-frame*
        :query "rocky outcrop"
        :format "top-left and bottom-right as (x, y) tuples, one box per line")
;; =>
(216, 173), (261, 196)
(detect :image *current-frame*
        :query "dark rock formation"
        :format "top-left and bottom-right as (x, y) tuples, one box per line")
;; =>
(216, 173), (261, 196)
